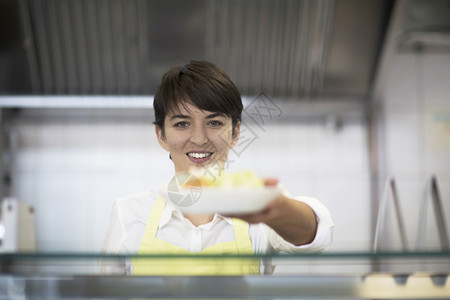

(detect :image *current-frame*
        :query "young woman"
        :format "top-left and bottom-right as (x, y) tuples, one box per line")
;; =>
(102, 60), (334, 275)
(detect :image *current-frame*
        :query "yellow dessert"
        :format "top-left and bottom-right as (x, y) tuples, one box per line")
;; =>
(183, 169), (264, 188)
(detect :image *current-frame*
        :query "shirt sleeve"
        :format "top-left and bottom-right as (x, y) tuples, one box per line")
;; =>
(268, 195), (335, 253)
(102, 200), (126, 254)
(100, 200), (128, 274)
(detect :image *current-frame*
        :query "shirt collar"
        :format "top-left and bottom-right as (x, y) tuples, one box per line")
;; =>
(160, 198), (180, 228)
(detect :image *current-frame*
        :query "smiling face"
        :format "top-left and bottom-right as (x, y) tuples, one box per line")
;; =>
(156, 101), (240, 174)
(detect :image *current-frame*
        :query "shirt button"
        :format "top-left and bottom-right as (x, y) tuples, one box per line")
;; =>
(191, 229), (202, 252)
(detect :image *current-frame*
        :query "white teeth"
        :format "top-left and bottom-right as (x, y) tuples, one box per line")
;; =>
(188, 152), (211, 159)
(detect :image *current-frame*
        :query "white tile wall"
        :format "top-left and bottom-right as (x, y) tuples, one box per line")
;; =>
(374, 42), (450, 251)
(12, 111), (370, 252)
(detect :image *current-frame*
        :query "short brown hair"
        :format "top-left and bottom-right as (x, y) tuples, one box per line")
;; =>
(153, 60), (243, 137)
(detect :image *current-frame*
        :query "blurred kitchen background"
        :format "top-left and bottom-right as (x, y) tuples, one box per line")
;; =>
(0, 0), (449, 254)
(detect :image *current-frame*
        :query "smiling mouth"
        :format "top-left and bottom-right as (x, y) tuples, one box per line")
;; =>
(187, 152), (213, 159)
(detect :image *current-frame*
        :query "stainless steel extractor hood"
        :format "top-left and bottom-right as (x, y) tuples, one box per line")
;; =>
(1, 0), (395, 99)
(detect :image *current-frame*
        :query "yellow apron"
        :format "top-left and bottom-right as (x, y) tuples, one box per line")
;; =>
(131, 196), (260, 275)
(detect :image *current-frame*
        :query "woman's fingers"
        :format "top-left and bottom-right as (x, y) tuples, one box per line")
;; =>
(263, 178), (278, 186)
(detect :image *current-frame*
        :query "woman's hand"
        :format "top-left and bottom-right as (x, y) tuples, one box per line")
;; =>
(226, 178), (318, 246)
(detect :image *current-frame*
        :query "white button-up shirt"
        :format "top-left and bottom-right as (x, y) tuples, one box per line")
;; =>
(102, 187), (334, 274)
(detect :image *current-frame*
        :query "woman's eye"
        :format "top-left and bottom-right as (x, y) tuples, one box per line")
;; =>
(208, 120), (223, 127)
(174, 121), (189, 128)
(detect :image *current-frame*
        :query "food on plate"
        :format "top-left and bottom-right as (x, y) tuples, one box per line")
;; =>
(182, 168), (264, 189)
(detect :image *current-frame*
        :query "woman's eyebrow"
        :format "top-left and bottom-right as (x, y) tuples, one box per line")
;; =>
(169, 113), (225, 120)
(206, 113), (225, 119)
(170, 114), (191, 120)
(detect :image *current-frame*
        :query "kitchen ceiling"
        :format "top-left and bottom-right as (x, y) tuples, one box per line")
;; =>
(1, 0), (394, 99)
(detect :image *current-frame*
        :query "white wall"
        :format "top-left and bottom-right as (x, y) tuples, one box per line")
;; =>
(372, 0), (450, 251)
(11, 106), (370, 253)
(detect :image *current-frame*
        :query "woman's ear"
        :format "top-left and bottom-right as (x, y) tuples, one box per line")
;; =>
(230, 121), (241, 148)
(155, 125), (170, 151)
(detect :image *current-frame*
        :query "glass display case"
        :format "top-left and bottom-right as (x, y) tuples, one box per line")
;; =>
(1, 251), (449, 299)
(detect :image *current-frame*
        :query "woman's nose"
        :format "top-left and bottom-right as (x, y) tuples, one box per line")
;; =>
(189, 126), (209, 145)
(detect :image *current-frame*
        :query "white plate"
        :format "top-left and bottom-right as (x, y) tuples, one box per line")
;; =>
(166, 186), (281, 214)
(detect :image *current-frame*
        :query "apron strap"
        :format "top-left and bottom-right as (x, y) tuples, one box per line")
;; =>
(144, 196), (166, 238)
(232, 218), (254, 253)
